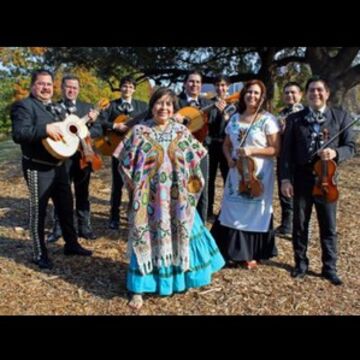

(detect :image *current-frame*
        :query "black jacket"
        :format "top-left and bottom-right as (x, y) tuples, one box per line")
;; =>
(280, 106), (356, 181)
(11, 95), (65, 165)
(207, 96), (227, 141)
(177, 92), (213, 110)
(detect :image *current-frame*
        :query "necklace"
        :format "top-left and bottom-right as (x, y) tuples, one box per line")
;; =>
(152, 121), (173, 143)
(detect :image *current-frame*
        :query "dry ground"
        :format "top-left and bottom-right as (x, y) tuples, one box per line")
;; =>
(0, 148), (360, 315)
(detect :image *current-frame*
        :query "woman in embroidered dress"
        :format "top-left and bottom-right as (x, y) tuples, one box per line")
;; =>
(211, 80), (280, 269)
(113, 87), (225, 310)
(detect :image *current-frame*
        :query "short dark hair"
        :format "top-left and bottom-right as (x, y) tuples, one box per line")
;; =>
(61, 74), (80, 87)
(214, 74), (230, 85)
(31, 68), (54, 86)
(146, 87), (179, 119)
(184, 69), (203, 83)
(305, 75), (330, 92)
(283, 81), (302, 92)
(120, 75), (137, 88)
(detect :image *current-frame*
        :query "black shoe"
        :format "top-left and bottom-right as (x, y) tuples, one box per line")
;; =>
(64, 244), (92, 256)
(322, 272), (343, 286)
(291, 267), (307, 279)
(33, 257), (53, 269)
(78, 230), (97, 240)
(47, 232), (62, 243)
(109, 220), (119, 230)
(275, 226), (292, 237)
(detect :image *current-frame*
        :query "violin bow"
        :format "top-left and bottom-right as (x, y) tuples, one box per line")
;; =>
(310, 116), (360, 159)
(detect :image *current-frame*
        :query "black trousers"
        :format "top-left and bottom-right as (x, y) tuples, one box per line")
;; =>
(208, 141), (229, 215)
(276, 158), (293, 231)
(53, 153), (93, 234)
(293, 172), (338, 275)
(110, 156), (124, 223)
(23, 159), (78, 261)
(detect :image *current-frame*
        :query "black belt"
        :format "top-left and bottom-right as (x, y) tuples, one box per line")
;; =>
(23, 155), (64, 167)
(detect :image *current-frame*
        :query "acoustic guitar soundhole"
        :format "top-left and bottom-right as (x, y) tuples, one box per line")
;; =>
(183, 118), (190, 126)
(69, 125), (78, 134)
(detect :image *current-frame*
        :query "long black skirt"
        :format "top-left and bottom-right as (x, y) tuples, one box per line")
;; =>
(210, 216), (277, 262)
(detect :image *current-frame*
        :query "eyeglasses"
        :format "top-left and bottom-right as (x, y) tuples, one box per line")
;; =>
(35, 81), (53, 87)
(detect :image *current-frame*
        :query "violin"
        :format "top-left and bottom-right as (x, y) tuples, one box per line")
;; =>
(79, 136), (102, 172)
(312, 129), (339, 202)
(237, 155), (264, 197)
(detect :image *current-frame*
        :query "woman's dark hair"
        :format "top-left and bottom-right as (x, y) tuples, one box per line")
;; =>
(238, 79), (267, 114)
(146, 87), (179, 119)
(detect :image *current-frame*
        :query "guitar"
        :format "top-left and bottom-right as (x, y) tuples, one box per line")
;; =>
(176, 92), (240, 142)
(94, 110), (148, 156)
(42, 98), (109, 160)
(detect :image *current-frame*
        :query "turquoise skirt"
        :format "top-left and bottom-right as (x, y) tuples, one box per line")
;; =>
(127, 210), (225, 296)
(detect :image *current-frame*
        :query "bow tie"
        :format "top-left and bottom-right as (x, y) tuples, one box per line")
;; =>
(64, 99), (74, 107)
(63, 100), (77, 114)
(282, 103), (303, 116)
(46, 103), (66, 120)
(118, 101), (133, 114)
(306, 110), (326, 124)
(188, 100), (200, 108)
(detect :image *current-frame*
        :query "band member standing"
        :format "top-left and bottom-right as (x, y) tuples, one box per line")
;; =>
(174, 70), (226, 222)
(47, 74), (102, 242)
(280, 76), (356, 285)
(11, 69), (92, 269)
(207, 75), (232, 218)
(275, 82), (304, 237)
(211, 80), (280, 269)
(98, 75), (148, 230)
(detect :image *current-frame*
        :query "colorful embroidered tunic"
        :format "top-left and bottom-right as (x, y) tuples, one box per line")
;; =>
(114, 119), (207, 275)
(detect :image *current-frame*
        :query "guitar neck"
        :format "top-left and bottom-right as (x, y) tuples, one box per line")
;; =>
(201, 103), (215, 113)
(78, 103), (103, 127)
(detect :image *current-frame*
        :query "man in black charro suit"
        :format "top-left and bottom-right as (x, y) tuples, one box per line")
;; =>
(275, 81), (304, 237)
(206, 75), (232, 219)
(280, 76), (356, 286)
(98, 75), (148, 230)
(47, 74), (103, 242)
(11, 69), (92, 269)
(175, 70), (226, 222)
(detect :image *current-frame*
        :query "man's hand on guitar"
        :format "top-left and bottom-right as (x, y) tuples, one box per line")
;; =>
(215, 99), (227, 113)
(46, 122), (64, 141)
(113, 123), (129, 133)
(88, 109), (99, 123)
(173, 113), (185, 124)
